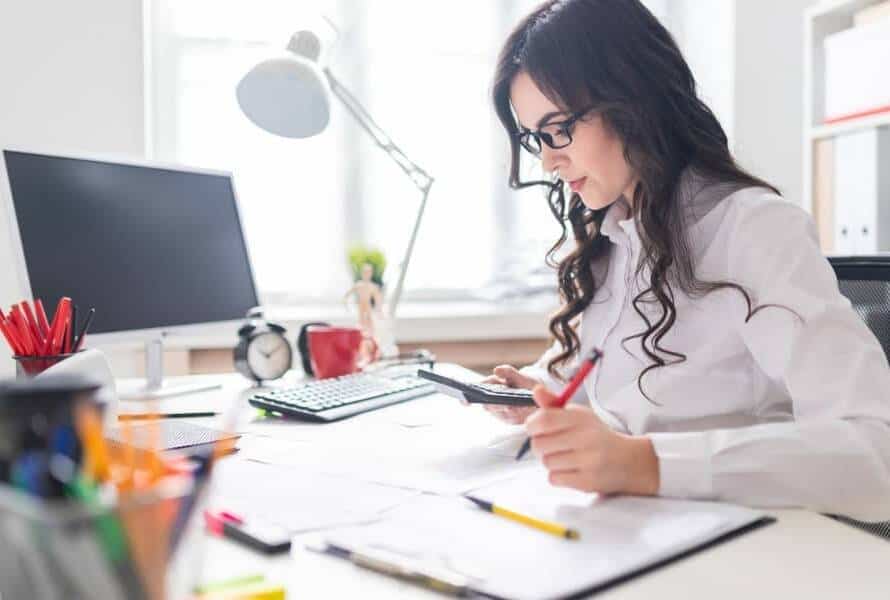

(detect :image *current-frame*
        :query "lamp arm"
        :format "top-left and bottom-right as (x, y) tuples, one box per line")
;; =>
(386, 183), (430, 319)
(322, 68), (433, 319)
(323, 69), (433, 193)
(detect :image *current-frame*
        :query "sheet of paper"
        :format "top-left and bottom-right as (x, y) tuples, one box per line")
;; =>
(209, 459), (420, 534)
(319, 470), (769, 600)
(244, 407), (538, 494)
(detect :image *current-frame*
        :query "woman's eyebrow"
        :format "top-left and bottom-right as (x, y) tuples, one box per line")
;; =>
(536, 110), (571, 127)
(516, 110), (570, 131)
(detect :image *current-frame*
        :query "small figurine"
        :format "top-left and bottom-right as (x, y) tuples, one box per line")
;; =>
(344, 262), (384, 337)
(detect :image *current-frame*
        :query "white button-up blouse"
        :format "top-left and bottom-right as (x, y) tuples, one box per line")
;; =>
(520, 173), (890, 522)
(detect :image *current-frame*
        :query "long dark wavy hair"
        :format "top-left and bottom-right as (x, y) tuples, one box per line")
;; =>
(493, 0), (788, 402)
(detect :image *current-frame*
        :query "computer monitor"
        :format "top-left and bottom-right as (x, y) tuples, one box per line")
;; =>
(2, 149), (260, 399)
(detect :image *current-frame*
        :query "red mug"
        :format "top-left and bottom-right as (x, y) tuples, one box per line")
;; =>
(306, 326), (376, 379)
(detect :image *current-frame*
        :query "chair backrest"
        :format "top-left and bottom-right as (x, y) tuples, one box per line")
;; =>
(829, 256), (890, 362)
(827, 255), (890, 540)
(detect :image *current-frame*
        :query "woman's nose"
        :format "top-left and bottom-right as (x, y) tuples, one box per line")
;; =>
(541, 146), (565, 176)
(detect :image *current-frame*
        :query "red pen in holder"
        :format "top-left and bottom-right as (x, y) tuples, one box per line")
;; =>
(2, 297), (95, 377)
(12, 351), (84, 377)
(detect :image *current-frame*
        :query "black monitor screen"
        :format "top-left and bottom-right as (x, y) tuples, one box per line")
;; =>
(3, 150), (259, 334)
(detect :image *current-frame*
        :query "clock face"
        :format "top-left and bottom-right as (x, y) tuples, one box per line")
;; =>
(246, 331), (292, 381)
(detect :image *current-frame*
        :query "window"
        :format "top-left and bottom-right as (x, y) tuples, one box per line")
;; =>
(147, 0), (666, 305)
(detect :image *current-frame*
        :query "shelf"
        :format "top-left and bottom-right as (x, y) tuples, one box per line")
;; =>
(809, 111), (890, 140)
(806, 0), (878, 20)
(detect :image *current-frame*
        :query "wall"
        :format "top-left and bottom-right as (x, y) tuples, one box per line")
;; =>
(0, 0), (146, 376)
(668, 0), (737, 147)
(733, 0), (819, 205)
(667, 0), (817, 207)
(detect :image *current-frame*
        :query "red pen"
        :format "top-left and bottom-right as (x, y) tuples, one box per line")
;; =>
(9, 305), (35, 356)
(0, 309), (24, 355)
(55, 300), (72, 355)
(34, 299), (52, 339)
(47, 297), (72, 355)
(515, 348), (603, 460)
(20, 302), (45, 353)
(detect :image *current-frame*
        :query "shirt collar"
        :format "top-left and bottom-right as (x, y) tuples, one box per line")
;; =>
(598, 195), (633, 242)
(596, 168), (748, 246)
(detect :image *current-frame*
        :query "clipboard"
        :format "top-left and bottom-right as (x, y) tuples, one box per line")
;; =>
(307, 478), (777, 600)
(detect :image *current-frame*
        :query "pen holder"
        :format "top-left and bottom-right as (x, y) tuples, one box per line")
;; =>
(0, 478), (209, 600)
(13, 351), (84, 378)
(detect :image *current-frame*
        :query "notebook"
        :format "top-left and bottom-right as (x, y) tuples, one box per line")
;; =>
(313, 469), (774, 600)
(105, 420), (240, 455)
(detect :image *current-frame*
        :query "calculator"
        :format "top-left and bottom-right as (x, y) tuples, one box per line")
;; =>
(416, 368), (536, 406)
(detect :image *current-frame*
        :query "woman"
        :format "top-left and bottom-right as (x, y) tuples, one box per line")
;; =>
(485, 0), (890, 522)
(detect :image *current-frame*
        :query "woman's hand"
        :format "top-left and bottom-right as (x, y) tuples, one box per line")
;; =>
(525, 385), (660, 496)
(479, 365), (539, 425)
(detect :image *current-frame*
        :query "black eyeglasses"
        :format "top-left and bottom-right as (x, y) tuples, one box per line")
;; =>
(516, 108), (593, 157)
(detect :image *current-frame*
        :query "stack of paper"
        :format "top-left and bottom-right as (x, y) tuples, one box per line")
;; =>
(210, 459), (420, 533)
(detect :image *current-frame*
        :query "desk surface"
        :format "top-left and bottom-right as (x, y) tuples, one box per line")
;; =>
(122, 372), (890, 599)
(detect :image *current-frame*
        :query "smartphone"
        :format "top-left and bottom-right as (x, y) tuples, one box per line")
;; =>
(416, 369), (536, 406)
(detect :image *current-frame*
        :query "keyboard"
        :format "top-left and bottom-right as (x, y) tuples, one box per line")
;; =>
(248, 372), (435, 422)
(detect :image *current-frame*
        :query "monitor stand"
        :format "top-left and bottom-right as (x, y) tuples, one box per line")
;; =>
(116, 337), (222, 401)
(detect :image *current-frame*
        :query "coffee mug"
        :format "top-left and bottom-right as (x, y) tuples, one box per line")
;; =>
(306, 326), (376, 379)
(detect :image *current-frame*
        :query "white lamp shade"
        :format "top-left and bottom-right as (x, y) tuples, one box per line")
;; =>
(236, 55), (331, 138)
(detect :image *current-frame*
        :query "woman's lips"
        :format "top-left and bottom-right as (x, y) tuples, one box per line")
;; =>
(569, 177), (587, 193)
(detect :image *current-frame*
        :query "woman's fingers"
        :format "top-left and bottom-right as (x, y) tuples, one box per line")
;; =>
(532, 384), (561, 408)
(483, 404), (534, 424)
(529, 426), (588, 456)
(492, 365), (539, 390)
(539, 449), (578, 471)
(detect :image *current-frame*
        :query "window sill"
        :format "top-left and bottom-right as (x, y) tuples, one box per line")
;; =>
(97, 299), (557, 351)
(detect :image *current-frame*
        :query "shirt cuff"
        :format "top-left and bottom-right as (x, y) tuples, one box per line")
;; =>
(648, 431), (715, 500)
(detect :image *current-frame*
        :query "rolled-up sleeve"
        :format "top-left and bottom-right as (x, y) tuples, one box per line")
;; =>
(650, 195), (890, 522)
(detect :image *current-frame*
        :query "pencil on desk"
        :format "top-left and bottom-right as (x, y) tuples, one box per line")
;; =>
(465, 495), (580, 540)
(119, 412), (220, 421)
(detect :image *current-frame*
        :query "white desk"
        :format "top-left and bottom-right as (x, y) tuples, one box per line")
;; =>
(121, 373), (890, 599)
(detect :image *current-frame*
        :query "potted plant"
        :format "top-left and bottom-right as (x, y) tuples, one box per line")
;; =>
(347, 245), (387, 287)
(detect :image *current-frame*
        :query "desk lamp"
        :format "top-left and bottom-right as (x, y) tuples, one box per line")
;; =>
(236, 23), (433, 328)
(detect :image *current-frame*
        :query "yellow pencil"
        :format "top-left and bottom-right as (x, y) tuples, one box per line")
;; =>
(465, 495), (580, 540)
